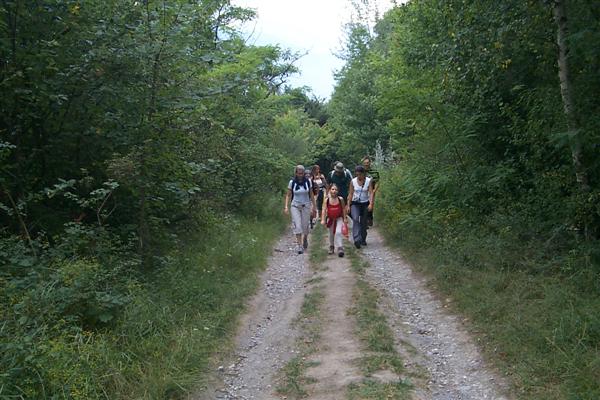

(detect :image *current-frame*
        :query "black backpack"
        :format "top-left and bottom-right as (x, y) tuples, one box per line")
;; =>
(290, 177), (311, 201)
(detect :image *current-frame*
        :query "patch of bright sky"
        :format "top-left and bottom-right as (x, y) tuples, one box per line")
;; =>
(231, 0), (398, 100)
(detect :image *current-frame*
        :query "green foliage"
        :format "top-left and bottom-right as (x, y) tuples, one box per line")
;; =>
(327, 0), (600, 398)
(329, 0), (600, 234)
(0, 1), (320, 397)
(1, 196), (287, 399)
(1, 249), (136, 398)
(0, 0), (310, 248)
(379, 163), (600, 397)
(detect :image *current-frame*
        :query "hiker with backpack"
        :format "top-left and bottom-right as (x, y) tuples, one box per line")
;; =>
(328, 161), (353, 201)
(347, 165), (373, 249)
(320, 183), (348, 257)
(284, 165), (317, 254)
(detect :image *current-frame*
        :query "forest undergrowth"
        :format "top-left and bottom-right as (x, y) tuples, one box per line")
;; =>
(1, 197), (287, 400)
(379, 184), (600, 400)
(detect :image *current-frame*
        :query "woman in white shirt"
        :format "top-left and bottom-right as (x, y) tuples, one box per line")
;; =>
(346, 165), (373, 249)
(284, 165), (317, 254)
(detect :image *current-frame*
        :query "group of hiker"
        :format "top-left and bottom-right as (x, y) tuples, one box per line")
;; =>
(283, 157), (380, 256)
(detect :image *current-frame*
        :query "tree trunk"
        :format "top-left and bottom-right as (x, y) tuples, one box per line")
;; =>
(552, 0), (589, 191)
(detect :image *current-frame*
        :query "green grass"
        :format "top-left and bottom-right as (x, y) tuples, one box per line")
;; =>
(347, 250), (397, 355)
(438, 265), (600, 400)
(347, 379), (411, 400)
(346, 250), (413, 399)
(309, 224), (328, 269)
(99, 210), (288, 399)
(379, 200), (600, 400)
(277, 356), (319, 398)
(276, 287), (324, 398)
(352, 280), (396, 353)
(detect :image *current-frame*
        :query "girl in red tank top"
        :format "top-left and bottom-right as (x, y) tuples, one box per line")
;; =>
(320, 184), (348, 257)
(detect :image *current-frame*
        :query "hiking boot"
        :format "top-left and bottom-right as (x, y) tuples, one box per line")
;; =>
(297, 245), (304, 254)
(303, 236), (308, 249)
(328, 246), (334, 255)
(354, 241), (361, 249)
(337, 248), (344, 257)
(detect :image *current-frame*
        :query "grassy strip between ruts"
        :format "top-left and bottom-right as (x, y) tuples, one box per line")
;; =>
(346, 247), (413, 400)
(276, 224), (326, 398)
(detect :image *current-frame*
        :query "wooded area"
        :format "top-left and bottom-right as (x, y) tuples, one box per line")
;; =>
(1, 0), (599, 399)
(324, 0), (599, 398)
(0, 1), (324, 397)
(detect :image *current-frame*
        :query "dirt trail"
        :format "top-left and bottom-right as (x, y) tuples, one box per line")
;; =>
(198, 230), (312, 400)
(197, 226), (512, 400)
(303, 255), (363, 398)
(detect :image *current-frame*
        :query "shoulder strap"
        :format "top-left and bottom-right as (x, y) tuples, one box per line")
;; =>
(291, 177), (308, 191)
(360, 177), (367, 189)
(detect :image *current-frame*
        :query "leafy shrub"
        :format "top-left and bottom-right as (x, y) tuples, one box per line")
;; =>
(0, 222), (136, 399)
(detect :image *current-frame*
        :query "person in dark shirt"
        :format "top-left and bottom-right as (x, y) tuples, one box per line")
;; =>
(328, 161), (353, 201)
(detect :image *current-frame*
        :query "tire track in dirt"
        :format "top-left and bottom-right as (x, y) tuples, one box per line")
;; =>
(198, 230), (312, 400)
(198, 226), (514, 400)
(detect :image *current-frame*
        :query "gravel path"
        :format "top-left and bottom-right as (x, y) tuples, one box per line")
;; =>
(197, 226), (514, 400)
(361, 229), (512, 400)
(198, 229), (313, 400)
